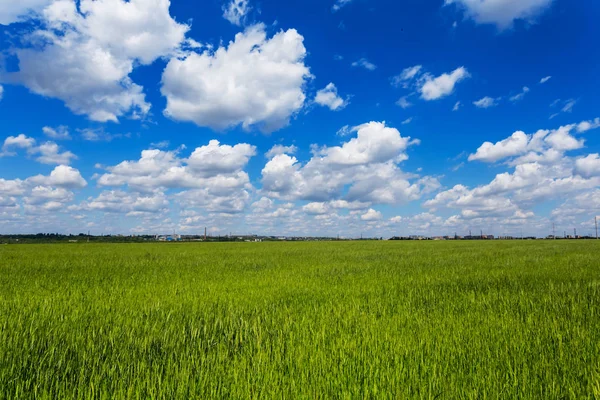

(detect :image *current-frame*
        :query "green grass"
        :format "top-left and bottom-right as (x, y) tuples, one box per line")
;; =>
(1, 241), (599, 399)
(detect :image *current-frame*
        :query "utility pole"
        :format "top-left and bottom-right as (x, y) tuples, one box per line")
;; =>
(574, 228), (577, 239)
(204, 227), (207, 241)
(596, 216), (598, 240)
(553, 223), (555, 239)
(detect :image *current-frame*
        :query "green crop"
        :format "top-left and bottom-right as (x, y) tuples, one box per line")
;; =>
(1, 241), (599, 399)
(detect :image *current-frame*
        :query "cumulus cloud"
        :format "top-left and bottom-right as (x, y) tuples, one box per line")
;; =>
(83, 190), (168, 215)
(314, 83), (349, 111)
(577, 118), (600, 133)
(428, 118), (600, 228)
(4, 0), (188, 122)
(0, 85), (3, 101)
(303, 202), (329, 215)
(352, 58), (377, 71)
(96, 140), (257, 213)
(223, 0), (251, 26)
(161, 24), (311, 133)
(445, 0), (554, 29)
(469, 131), (529, 162)
(265, 144), (297, 158)
(540, 76), (552, 84)
(469, 121), (590, 164)
(1, 134), (36, 155)
(262, 121), (437, 205)
(33, 142), (77, 165)
(28, 165), (87, 188)
(1, 134), (76, 164)
(0, 0), (52, 25)
(473, 96), (501, 108)
(453, 101), (462, 111)
(187, 140), (256, 176)
(0, 179), (26, 196)
(575, 154), (600, 178)
(420, 67), (470, 101)
(361, 208), (382, 221)
(42, 126), (71, 140)
(25, 186), (74, 206)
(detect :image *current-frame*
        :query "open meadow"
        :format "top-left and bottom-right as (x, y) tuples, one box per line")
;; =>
(1, 241), (599, 399)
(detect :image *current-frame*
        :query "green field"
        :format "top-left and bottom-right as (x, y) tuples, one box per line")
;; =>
(1, 241), (599, 399)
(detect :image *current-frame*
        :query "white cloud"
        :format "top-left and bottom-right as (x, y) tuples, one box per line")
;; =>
(396, 96), (413, 109)
(79, 128), (128, 142)
(393, 65), (469, 103)
(473, 96), (500, 108)
(33, 142), (77, 165)
(577, 118), (600, 133)
(575, 154), (600, 178)
(223, 0), (251, 26)
(42, 126), (71, 140)
(391, 65), (422, 88)
(26, 186), (73, 206)
(469, 121), (590, 164)
(550, 99), (561, 107)
(352, 58), (377, 71)
(161, 24), (311, 133)
(420, 67), (470, 101)
(84, 190), (168, 214)
(314, 83), (349, 111)
(303, 202), (329, 215)
(2, 134), (76, 164)
(549, 99), (577, 120)
(266, 145), (297, 158)
(361, 208), (382, 221)
(336, 125), (353, 137)
(453, 101), (462, 111)
(0, 85), (3, 101)
(187, 140), (256, 176)
(2, 134), (36, 155)
(150, 141), (170, 149)
(262, 121), (436, 205)
(5, 0), (188, 122)
(540, 76), (552, 84)
(96, 140), (256, 213)
(562, 99), (577, 113)
(329, 200), (370, 210)
(0, 179), (26, 196)
(28, 165), (87, 189)
(0, 0), (52, 25)
(402, 118), (412, 125)
(469, 131), (529, 162)
(445, 0), (554, 29)
(509, 86), (530, 102)
(332, 0), (353, 12)
(429, 119), (600, 228)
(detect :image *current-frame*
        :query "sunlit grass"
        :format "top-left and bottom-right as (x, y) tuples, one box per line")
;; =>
(1, 241), (599, 398)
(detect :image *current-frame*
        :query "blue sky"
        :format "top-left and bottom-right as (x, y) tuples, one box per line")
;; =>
(0, 0), (599, 237)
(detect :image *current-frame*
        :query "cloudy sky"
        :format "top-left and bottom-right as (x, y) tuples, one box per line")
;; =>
(0, 0), (599, 238)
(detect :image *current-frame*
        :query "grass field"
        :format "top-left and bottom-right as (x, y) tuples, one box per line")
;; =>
(0, 241), (599, 399)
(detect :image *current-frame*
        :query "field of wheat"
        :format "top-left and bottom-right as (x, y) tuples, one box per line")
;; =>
(1, 241), (599, 399)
